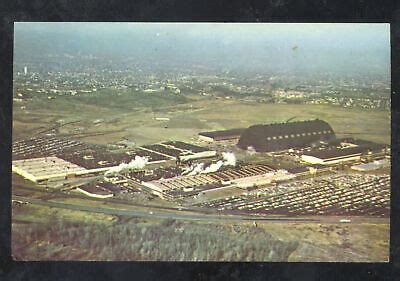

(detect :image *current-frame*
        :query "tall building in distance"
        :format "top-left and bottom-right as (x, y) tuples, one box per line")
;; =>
(23, 66), (27, 75)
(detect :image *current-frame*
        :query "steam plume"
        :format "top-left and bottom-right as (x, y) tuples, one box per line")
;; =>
(180, 152), (237, 176)
(246, 146), (256, 155)
(222, 152), (236, 166)
(105, 155), (148, 176)
(187, 163), (205, 176)
(201, 160), (224, 174)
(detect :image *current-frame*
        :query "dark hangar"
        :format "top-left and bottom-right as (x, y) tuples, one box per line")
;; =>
(237, 119), (336, 152)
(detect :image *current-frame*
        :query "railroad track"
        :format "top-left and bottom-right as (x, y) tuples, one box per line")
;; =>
(12, 184), (201, 212)
(12, 195), (321, 223)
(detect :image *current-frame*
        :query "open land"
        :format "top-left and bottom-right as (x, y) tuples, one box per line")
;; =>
(13, 90), (390, 145)
(12, 198), (389, 262)
(12, 89), (390, 262)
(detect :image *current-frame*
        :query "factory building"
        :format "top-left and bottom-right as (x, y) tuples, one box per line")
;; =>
(301, 139), (388, 165)
(231, 170), (296, 189)
(301, 146), (371, 165)
(198, 128), (246, 143)
(12, 139), (216, 184)
(140, 164), (283, 199)
(287, 165), (333, 179)
(76, 185), (114, 198)
(12, 151), (173, 184)
(12, 157), (88, 182)
(237, 119), (335, 152)
(140, 141), (216, 161)
(351, 158), (390, 171)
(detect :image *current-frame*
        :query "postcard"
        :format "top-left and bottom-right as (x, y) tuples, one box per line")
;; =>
(12, 23), (390, 261)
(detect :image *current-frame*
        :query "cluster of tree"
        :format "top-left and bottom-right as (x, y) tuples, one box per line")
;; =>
(70, 89), (190, 110)
(12, 218), (299, 261)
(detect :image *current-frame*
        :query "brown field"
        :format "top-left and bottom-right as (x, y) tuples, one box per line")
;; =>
(257, 221), (389, 262)
(13, 95), (390, 145)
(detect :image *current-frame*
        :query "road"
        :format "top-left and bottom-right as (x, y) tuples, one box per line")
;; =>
(12, 195), (389, 225)
(13, 195), (320, 223)
(13, 183), (210, 213)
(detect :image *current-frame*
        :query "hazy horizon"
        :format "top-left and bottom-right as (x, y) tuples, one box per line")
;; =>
(14, 23), (390, 79)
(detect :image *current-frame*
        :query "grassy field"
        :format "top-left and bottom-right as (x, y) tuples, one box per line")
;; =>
(12, 202), (117, 225)
(256, 221), (389, 262)
(177, 99), (390, 144)
(13, 93), (390, 145)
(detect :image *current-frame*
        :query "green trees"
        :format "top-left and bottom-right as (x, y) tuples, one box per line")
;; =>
(12, 218), (299, 261)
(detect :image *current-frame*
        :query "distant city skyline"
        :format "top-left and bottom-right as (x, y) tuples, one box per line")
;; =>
(14, 23), (390, 79)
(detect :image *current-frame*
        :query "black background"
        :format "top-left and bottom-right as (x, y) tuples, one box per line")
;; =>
(1, 0), (400, 280)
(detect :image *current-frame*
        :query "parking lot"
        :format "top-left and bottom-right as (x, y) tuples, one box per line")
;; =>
(196, 174), (390, 217)
(12, 136), (89, 160)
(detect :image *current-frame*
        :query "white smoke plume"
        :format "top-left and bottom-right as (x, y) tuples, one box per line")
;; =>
(200, 152), (236, 174)
(104, 155), (149, 176)
(181, 152), (237, 176)
(246, 146), (256, 155)
(181, 166), (194, 176)
(187, 163), (205, 176)
(222, 152), (236, 166)
(201, 160), (223, 174)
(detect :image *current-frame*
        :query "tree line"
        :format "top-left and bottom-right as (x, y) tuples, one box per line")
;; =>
(12, 217), (299, 261)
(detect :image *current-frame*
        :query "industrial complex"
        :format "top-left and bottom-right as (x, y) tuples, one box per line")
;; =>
(199, 128), (246, 143)
(237, 119), (335, 152)
(12, 119), (390, 217)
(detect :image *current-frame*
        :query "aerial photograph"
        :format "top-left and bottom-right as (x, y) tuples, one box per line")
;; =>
(11, 23), (390, 261)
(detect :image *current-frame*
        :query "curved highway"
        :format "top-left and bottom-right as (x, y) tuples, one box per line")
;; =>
(12, 195), (320, 223)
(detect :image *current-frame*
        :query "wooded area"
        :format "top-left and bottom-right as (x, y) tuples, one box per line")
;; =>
(12, 217), (299, 261)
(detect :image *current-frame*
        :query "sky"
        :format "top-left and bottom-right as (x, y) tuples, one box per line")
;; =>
(14, 23), (391, 77)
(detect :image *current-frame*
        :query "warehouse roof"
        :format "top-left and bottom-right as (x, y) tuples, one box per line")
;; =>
(199, 128), (246, 140)
(162, 141), (210, 153)
(287, 166), (311, 174)
(302, 146), (370, 160)
(241, 119), (333, 138)
(12, 156), (87, 182)
(237, 119), (335, 152)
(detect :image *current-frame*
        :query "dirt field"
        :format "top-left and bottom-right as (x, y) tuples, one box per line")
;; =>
(256, 221), (389, 262)
(13, 95), (390, 145)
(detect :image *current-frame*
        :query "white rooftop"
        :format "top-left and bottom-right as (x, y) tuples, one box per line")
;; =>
(12, 156), (87, 182)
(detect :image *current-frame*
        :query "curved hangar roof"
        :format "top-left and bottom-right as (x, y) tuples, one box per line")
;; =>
(237, 119), (335, 152)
